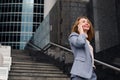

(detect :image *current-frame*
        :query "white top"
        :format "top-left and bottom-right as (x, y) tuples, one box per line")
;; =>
(86, 40), (95, 67)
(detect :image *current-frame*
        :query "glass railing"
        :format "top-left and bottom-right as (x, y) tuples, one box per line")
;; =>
(30, 14), (50, 49)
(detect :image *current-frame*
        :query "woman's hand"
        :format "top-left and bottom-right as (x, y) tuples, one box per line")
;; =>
(78, 24), (84, 34)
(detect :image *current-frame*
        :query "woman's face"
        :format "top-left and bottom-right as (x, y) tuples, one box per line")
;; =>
(78, 18), (90, 31)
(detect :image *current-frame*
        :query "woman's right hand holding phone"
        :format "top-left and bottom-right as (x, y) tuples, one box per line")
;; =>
(78, 24), (84, 34)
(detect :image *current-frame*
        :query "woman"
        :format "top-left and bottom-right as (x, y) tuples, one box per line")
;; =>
(68, 16), (97, 80)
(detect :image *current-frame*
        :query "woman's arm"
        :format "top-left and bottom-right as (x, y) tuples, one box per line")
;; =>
(69, 33), (86, 48)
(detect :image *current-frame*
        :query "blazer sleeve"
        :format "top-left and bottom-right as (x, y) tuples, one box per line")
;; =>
(68, 32), (87, 48)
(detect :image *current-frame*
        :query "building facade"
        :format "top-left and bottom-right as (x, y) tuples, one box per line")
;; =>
(0, 0), (44, 49)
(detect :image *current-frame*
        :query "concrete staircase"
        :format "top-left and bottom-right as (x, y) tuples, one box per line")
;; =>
(8, 50), (69, 80)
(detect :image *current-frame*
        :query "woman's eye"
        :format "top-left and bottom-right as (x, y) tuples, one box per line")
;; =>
(82, 20), (85, 23)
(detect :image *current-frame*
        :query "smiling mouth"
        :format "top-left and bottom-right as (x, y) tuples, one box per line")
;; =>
(83, 25), (90, 28)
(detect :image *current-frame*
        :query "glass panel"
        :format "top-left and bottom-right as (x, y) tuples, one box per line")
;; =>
(33, 14), (50, 49)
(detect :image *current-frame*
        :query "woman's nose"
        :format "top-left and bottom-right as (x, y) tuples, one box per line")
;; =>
(86, 23), (89, 25)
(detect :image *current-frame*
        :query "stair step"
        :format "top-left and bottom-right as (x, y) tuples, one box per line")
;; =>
(12, 56), (31, 59)
(11, 66), (60, 71)
(12, 62), (60, 67)
(8, 76), (70, 80)
(12, 62), (55, 66)
(9, 72), (68, 77)
(12, 59), (34, 62)
(12, 54), (30, 57)
(11, 65), (59, 69)
(8, 50), (69, 80)
(12, 63), (58, 67)
(10, 70), (63, 74)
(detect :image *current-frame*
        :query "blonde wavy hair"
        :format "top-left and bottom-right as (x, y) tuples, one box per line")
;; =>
(71, 16), (94, 41)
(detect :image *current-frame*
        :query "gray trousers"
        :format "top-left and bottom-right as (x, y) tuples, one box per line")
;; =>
(71, 70), (97, 80)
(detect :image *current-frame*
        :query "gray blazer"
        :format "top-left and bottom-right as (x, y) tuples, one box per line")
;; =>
(68, 32), (93, 79)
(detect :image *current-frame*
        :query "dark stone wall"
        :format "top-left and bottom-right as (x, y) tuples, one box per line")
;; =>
(50, 0), (89, 46)
(92, 0), (120, 52)
(47, 0), (120, 52)
(116, 0), (120, 43)
(60, 0), (88, 46)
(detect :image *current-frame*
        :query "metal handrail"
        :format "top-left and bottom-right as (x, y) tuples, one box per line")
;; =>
(27, 42), (51, 52)
(27, 42), (120, 72)
(50, 42), (120, 72)
(27, 42), (42, 51)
